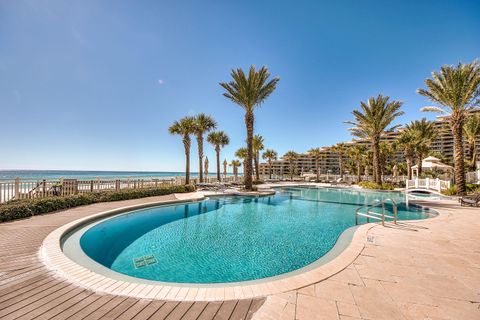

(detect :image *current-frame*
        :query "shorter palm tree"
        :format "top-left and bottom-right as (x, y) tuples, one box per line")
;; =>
(409, 118), (437, 176)
(346, 95), (404, 184)
(207, 131), (230, 181)
(463, 114), (480, 169)
(347, 145), (367, 182)
(262, 149), (278, 179)
(168, 116), (195, 184)
(230, 160), (242, 181)
(308, 147), (324, 182)
(253, 135), (265, 181)
(193, 114), (217, 183)
(330, 143), (348, 179)
(235, 147), (248, 171)
(283, 151), (298, 181)
(397, 129), (417, 180)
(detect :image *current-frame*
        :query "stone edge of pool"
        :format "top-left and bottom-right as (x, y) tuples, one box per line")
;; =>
(39, 186), (443, 302)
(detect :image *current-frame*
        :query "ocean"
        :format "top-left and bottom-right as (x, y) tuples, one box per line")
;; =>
(0, 170), (233, 181)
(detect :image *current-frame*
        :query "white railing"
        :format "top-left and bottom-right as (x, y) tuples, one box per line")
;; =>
(406, 178), (451, 192)
(0, 175), (243, 204)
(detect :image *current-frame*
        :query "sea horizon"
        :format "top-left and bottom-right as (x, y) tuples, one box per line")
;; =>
(0, 170), (236, 181)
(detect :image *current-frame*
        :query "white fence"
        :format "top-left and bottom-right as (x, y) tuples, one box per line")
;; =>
(0, 175), (243, 204)
(406, 178), (451, 192)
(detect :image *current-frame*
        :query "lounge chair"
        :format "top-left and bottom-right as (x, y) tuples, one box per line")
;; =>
(459, 193), (480, 207)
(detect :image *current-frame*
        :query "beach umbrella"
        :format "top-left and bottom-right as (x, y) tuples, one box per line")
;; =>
(223, 159), (228, 179)
(204, 157), (209, 178)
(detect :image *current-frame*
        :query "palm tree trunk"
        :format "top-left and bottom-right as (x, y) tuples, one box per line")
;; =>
(254, 152), (260, 181)
(416, 152), (423, 177)
(372, 137), (381, 184)
(183, 138), (190, 185)
(269, 161), (272, 179)
(452, 124), (466, 195)
(316, 158), (320, 182)
(339, 155), (344, 179)
(472, 143), (477, 169)
(216, 147), (221, 181)
(197, 135), (203, 183)
(406, 157), (412, 180)
(290, 164), (294, 181)
(357, 162), (361, 183)
(244, 111), (254, 190)
(469, 142), (476, 169)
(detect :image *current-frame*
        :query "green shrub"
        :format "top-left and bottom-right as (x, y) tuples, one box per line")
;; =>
(466, 183), (480, 193)
(358, 181), (394, 190)
(0, 185), (195, 223)
(441, 185), (457, 196)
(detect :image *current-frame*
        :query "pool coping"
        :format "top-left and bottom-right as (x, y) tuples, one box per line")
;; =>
(39, 187), (442, 302)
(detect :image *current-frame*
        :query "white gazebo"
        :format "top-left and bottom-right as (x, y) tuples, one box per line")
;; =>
(411, 156), (453, 178)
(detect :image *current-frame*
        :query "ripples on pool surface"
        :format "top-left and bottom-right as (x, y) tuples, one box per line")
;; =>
(79, 187), (433, 283)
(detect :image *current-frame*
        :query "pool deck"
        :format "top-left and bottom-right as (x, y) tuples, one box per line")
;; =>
(1, 186), (479, 319)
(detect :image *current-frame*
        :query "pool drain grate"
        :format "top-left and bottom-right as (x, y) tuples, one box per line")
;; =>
(133, 255), (157, 269)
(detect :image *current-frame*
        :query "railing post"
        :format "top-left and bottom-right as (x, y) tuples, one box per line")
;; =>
(43, 179), (46, 197)
(381, 203), (385, 226)
(414, 178), (418, 188)
(426, 178), (430, 190)
(14, 177), (20, 200)
(115, 179), (120, 191)
(436, 178), (440, 192)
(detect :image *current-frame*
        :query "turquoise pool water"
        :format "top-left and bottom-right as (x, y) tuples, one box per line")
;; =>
(78, 187), (434, 283)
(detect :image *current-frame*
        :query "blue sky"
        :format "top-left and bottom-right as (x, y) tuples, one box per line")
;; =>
(1, 0), (479, 171)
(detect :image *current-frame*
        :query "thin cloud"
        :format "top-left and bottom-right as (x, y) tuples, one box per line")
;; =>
(158, 79), (165, 85)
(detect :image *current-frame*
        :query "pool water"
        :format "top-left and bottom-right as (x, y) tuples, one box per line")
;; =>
(78, 187), (433, 283)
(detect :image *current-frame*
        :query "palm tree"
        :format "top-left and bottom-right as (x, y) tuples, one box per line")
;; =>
(207, 131), (230, 181)
(347, 145), (367, 182)
(252, 134), (265, 181)
(168, 116), (196, 184)
(418, 60), (480, 194)
(379, 142), (395, 179)
(463, 114), (480, 170)
(235, 147), (248, 175)
(346, 95), (404, 184)
(193, 114), (217, 183)
(262, 149), (278, 179)
(409, 118), (437, 176)
(220, 66), (279, 190)
(397, 129), (417, 180)
(330, 143), (348, 179)
(230, 160), (242, 181)
(307, 147), (324, 182)
(283, 151), (298, 181)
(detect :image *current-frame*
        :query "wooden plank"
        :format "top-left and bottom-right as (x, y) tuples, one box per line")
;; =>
(0, 280), (67, 313)
(130, 300), (166, 320)
(147, 301), (179, 320)
(96, 297), (138, 320)
(164, 301), (193, 320)
(14, 287), (86, 320)
(213, 301), (237, 320)
(81, 296), (129, 320)
(48, 294), (103, 320)
(0, 274), (53, 301)
(33, 290), (94, 320)
(228, 299), (252, 320)
(181, 302), (208, 320)
(113, 299), (151, 320)
(0, 283), (77, 319)
(59, 295), (116, 320)
(197, 302), (223, 320)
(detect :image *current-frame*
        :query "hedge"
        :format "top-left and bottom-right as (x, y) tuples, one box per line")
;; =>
(358, 181), (395, 191)
(0, 185), (195, 223)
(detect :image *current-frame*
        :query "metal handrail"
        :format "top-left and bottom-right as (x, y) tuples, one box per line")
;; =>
(356, 198), (397, 226)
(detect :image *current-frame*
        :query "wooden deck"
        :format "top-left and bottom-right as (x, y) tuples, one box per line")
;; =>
(0, 195), (265, 320)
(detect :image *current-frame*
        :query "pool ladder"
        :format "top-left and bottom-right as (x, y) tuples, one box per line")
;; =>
(355, 198), (397, 226)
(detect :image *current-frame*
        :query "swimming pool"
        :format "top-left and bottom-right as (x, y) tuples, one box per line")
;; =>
(63, 187), (435, 284)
